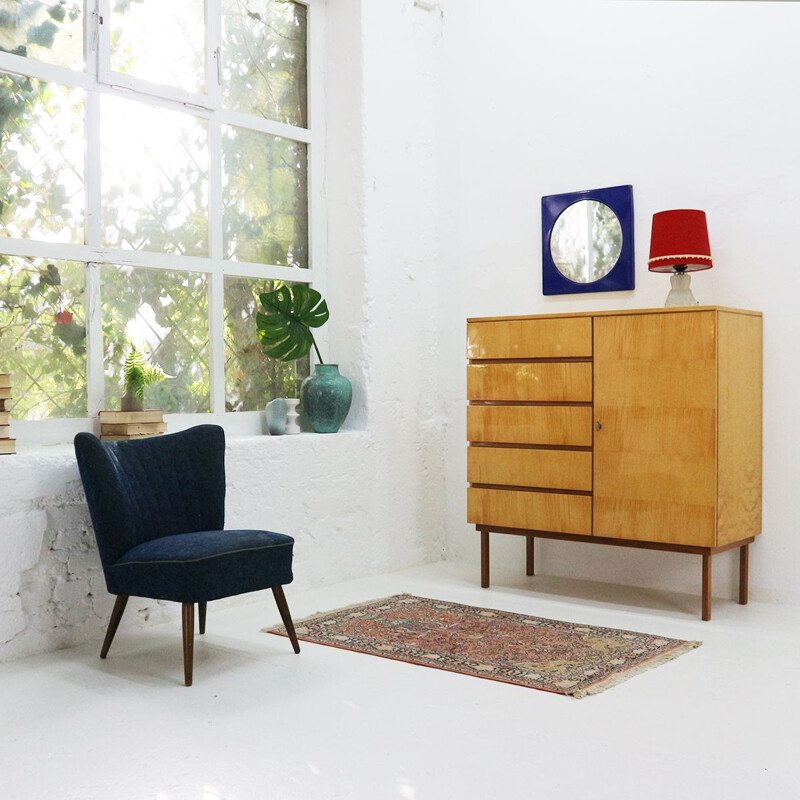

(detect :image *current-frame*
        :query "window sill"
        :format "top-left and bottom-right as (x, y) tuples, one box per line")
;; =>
(2, 427), (368, 460)
(8, 410), (364, 448)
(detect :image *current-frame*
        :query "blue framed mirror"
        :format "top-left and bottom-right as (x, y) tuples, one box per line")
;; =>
(541, 185), (634, 295)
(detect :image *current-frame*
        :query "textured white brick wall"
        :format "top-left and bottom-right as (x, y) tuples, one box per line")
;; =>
(0, 430), (446, 661)
(0, 450), (174, 659)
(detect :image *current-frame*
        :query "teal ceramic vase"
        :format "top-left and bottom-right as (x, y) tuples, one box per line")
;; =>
(301, 364), (352, 433)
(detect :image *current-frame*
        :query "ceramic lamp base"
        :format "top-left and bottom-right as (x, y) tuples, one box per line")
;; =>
(664, 272), (698, 308)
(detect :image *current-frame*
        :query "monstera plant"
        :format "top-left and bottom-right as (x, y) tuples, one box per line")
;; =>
(255, 285), (351, 433)
(256, 284), (329, 363)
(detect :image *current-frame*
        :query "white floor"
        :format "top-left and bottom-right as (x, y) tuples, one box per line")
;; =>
(1, 560), (798, 800)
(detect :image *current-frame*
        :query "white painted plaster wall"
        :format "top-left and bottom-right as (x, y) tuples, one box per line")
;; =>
(439, 0), (800, 602)
(0, 0), (448, 661)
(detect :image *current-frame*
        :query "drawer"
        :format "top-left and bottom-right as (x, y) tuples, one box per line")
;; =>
(467, 487), (591, 535)
(468, 447), (592, 491)
(467, 362), (592, 402)
(467, 405), (592, 446)
(467, 317), (592, 360)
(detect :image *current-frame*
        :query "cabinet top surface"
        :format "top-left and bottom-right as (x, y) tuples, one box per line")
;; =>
(467, 306), (762, 324)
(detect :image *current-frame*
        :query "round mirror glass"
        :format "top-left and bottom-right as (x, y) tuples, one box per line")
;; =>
(550, 200), (623, 284)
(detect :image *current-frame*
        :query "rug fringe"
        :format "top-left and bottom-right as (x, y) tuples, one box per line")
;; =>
(571, 640), (702, 699)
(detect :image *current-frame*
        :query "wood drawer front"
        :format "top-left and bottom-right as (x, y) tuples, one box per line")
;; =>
(468, 447), (592, 491)
(468, 488), (591, 535)
(467, 405), (592, 446)
(467, 317), (592, 360)
(467, 362), (592, 402)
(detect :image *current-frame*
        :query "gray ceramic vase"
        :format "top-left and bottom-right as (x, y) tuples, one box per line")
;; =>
(265, 397), (288, 435)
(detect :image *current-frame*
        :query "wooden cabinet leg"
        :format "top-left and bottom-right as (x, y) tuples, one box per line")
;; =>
(739, 544), (749, 605)
(702, 553), (712, 621)
(481, 530), (490, 588)
(526, 535), (535, 576)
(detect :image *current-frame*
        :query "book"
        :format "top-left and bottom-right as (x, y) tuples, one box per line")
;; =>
(0, 424), (10, 437)
(98, 410), (164, 424)
(100, 422), (166, 436)
(0, 387), (11, 401)
(0, 399), (5, 412)
(0, 412), (8, 426)
(0, 438), (16, 454)
(0, 374), (10, 389)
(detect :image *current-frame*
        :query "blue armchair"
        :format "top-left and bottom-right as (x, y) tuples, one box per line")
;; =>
(74, 424), (300, 685)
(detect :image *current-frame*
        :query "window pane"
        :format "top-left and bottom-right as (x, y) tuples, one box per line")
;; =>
(102, 265), (210, 413)
(222, 0), (307, 127)
(224, 276), (309, 411)
(0, 0), (83, 70)
(101, 96), (208, 256)
(109, 0), (205, 94)
(222, 126), (308, 266)
(0, 74), (84, 244)
(0, 256), (86, 419)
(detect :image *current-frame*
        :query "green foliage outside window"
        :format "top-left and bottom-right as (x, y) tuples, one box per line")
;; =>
(0, 257), (86, 418)
(0, 1), (312, 420)
(102, 265), (210, 414)
(0, 73), (84, 243)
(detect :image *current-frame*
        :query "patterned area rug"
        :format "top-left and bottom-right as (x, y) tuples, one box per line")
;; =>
(268, 594), (700, 698)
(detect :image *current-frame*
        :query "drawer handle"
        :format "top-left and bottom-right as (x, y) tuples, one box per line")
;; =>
(595, 421), (603, 431)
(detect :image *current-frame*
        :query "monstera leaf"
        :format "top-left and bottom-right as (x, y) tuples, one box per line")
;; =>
(256, 284), (329, 362)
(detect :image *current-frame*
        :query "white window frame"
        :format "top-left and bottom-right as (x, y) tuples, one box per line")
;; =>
(0, 0), (327, 446)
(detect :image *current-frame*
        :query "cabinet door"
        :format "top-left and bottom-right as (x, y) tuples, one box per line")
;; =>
(593, 312), (717, 546)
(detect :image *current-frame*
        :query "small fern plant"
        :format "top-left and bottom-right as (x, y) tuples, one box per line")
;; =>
(122, 343), (169, 411)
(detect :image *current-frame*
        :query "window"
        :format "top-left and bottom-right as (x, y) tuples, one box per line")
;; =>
(0, 0), (324, 440)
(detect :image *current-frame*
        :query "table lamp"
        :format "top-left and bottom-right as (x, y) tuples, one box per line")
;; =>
(648, 209), (713, 307)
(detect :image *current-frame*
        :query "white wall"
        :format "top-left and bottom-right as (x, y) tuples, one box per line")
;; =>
(0, 0), (448, 661)
(439, 0), (800, 602)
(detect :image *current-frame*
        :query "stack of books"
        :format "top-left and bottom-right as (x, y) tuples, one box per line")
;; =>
(99, 410), (166, 441)
(0, 374), (15, 454)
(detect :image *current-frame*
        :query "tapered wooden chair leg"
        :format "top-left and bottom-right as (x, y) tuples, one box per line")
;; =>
(100, 595), (129, 659)
(182, 603), (195, 686)
(198, 601), (207, 635)
(272, 585), (300, 654)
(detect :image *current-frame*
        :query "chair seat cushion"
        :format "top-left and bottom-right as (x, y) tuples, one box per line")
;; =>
(109, 530), (294, 603)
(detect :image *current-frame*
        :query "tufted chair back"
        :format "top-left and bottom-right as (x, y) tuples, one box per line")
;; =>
(74, 425), (226, 569)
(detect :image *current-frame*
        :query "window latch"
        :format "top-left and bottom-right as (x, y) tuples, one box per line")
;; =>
(215, 47), (222, 85)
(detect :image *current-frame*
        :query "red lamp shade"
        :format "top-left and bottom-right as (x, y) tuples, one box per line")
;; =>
(648, 209), (713, 273)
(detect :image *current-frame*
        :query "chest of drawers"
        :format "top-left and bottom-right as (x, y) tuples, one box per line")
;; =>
(466, 307), (762, 619)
